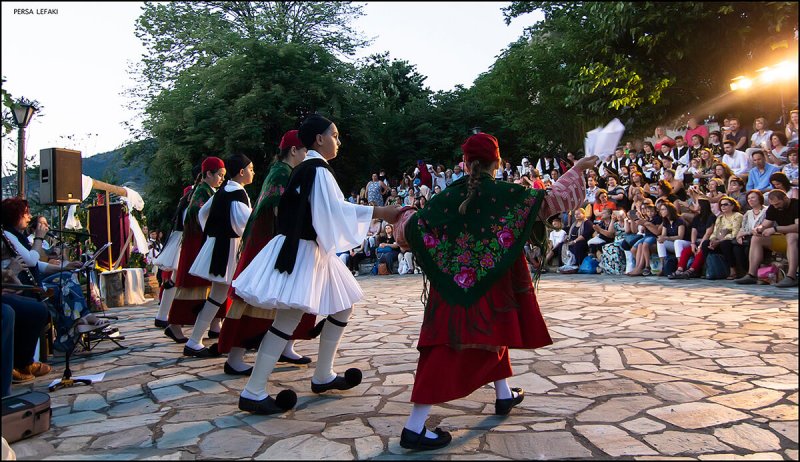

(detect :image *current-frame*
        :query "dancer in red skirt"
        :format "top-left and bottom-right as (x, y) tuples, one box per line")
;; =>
(217, 130), (318, 374)
(165, 157), (226, 344)
(394, 132), (597, 450)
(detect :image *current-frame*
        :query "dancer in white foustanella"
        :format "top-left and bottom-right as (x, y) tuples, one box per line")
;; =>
(232, 114), (403, 414)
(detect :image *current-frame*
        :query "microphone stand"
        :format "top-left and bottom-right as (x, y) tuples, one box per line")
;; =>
(50, 204), (93, 392)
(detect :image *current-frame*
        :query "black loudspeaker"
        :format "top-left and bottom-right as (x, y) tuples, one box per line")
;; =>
(39, 148), (82, 205)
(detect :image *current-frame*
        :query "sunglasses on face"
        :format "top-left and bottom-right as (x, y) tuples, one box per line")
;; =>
(720, 203), (732, 206)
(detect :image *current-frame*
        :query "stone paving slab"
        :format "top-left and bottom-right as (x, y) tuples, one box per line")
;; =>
(7, 274), (798, 460)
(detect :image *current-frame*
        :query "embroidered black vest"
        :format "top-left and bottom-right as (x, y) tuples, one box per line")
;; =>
(204, 187), (250, 278)
(274, 158), (335, 274)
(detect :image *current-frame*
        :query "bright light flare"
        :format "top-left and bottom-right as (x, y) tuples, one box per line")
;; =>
(757, 67), (778, 84)
(730, 76), (752, 91)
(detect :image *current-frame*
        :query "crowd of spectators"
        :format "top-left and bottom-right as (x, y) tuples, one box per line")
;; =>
(349, 112), (799, 286)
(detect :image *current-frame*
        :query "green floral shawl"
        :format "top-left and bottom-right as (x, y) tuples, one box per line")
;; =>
(184, 182), (214, 236)
(405, 175), (546, 307)
(242, 161), (292, 242)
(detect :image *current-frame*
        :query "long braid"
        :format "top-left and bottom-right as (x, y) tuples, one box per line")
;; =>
(186, 172), (203, 204)
(458, 160), (485, 215)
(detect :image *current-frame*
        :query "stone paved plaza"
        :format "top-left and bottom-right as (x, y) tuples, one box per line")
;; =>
(7, 274), (799, 460)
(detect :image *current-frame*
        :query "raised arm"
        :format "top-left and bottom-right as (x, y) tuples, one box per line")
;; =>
(538, 156), (598, 220)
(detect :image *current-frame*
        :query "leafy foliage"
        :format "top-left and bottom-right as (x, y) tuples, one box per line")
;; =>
(128, 1), (798, 230)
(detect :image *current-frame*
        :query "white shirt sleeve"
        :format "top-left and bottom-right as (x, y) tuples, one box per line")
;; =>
(231, 201), (252, 236)
(198, 196), (214, 231)
(310, 167), (374, 254)
(4, 230), (40, 268)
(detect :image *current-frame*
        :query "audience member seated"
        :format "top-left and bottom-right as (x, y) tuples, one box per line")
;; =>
(721, 140), (751, 179)
(655, 201), (687, 270)
(544, 215), (567, 268)
(744, 117), (773, 159)
(770, 172), (798, 200)
(708, 130), (724, 159)
(725, 117), (748, 151)
(782, 148), (798, 197)
(627, 199), (662, 276)
(363, 217), (384, 260)
(376, 224), (401, 274)
(668, 198), (717, 279)
(767, 132), (789, 166)
(599, 210), (627, 275)
(786, 109), (799, 145)
(592, 189), (616, 219)
(727, 176), (749, 212)
(1, 256), (52, 390)
(734, 189), (798, 287)
(706, 178), (725, 216)
(588, 209), (614, 258)
(731, 190), (768, 278)
(746, 150), (781, 192)
(684, 117), (709, 150)
(671, 197), (741, 279)
(561, 208), (593, 272)
(653, 126), (675, 152)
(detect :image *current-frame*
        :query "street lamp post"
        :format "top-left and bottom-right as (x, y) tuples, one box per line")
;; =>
(11, 100), (37, 198)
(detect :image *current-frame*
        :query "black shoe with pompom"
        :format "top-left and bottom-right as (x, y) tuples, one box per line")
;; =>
(311, 368), (362, 393)
(238, 389), (297, 415)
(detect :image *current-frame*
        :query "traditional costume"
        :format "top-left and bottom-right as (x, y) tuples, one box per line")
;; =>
(394, 133), (587, 450)
(153, 185), (193, 329)
(218, 131), (317, 366)
(232, 115), (373, 414)
(167, 158), (224, 328)
(182, 155), (253, 358)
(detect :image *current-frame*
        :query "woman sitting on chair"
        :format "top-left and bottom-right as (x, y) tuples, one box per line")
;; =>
(2, 197), (110, 352)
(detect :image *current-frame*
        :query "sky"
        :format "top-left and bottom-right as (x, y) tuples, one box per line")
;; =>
(1, 2), (543, 174)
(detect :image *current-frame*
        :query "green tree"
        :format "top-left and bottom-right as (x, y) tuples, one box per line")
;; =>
(141, 40), (354, 230)
(503, 2), (798, 138)
(134, 1), (368, 97)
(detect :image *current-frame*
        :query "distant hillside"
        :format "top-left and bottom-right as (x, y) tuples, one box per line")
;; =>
(2, 145), (150, 200)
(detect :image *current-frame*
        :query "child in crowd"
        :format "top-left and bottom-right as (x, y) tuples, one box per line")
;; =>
(544, 215), (567, 268)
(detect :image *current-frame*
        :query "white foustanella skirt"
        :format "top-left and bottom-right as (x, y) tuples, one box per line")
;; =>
(189, 236), (241, 284)
(232, 234), (363, 316)
(153, 231), (182, 272)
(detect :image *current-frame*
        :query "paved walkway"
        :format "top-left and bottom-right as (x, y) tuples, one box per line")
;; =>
(8, 274), (798, 460)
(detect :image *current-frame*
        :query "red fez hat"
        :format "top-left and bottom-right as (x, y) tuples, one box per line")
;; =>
(201, 156), (225, 173)
(461, 133), (501, 164)
(279, 130), (304, 150)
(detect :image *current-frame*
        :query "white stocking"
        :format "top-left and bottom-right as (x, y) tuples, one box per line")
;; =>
(187, 282), (228, 350)
(312, 308), (352, 385)
(226, 347), (249, 371)
(209, 317), (222, 334)
(404, 404), (437, 438)
(155, 272), (177, 321)
(282, 340), (302, 360)
(242, 309), (304, 400)
(494, 379), (512, 399)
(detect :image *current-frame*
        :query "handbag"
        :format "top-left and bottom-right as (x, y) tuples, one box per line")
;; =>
(757, 264), (781, 283)
(578, 256), (600, 274)
(704, 253), (729, 280)
(378, 262), (390, 275)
